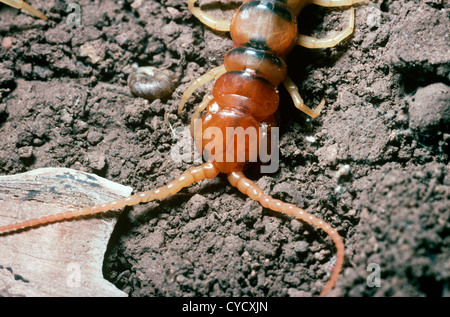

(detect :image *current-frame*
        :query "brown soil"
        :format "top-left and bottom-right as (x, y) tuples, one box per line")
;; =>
(0, 0), (449, 297)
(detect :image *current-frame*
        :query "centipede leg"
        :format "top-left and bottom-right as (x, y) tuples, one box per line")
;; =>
(190, 94), (214, 136)
(188, 0), (231, 32)
(0, 163), (220, 235)
(310, 0), (367, 7)
(227, 172), (345, 296)
(283, 76), (325, 118)
(297, 7), (355, 49)
(178, 64), (226, 115)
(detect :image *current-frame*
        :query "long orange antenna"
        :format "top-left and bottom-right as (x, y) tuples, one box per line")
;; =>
(228, 171), (345, 296)
(0, 162), (219, 235)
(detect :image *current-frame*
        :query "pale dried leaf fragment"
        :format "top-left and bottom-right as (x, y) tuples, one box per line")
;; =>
(0, 168), (132, 297)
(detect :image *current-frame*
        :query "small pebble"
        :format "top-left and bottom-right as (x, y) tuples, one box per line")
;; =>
(87, 130), (103, 145)
(2, 37), (14, 50)
(17, 146), (33, 160)
(409, 83), (450, 132)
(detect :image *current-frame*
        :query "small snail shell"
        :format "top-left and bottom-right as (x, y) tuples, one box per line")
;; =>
(128, 66), (177, 100)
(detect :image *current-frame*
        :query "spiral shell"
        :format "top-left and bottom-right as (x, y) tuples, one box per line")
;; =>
(128, 66), (177, 100)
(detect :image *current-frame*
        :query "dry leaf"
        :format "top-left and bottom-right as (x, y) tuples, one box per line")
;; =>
(0, 168), (132, 297)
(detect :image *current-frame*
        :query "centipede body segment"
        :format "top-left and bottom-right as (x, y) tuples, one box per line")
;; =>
(0, 0), (367, 296)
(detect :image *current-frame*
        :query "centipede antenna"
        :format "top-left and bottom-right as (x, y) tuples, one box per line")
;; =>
(1, 0), (48, 20)
(0, 163), (220, 235)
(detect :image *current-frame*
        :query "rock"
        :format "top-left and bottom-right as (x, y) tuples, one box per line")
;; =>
(2, 37), (15, 50)
(315, 144), (338, 166)
(185, 194), (209, 219)
(87, 130), (104, 145)
(79, 40), (106, 64)
(33, 65), (54, 79)
(86, 151), (107, 172)
(408, 83), (450, 132)
(0, 168), (132, 297)
(17, 146), (34, 161)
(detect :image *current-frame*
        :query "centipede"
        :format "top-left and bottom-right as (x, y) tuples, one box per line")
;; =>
(0, 0), (367, 296)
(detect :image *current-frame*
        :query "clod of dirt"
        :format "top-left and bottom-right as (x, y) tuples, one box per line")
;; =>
(184, 194), (209, 219)
(80, 39), (106, 65)
(385, 3), (450, 84)
(408, 83), (450, 133)
(0, 63), (15, 100)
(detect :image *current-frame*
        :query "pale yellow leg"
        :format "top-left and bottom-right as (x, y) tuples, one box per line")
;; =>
(297, 7), (354, 49)
(190, 94), (214, 136)
(283, 76), (325, 118)
(310, 0), (367, 7)
(178, 64), (226, 114)
(1, 0), (48, 20)
(188, 0), (231, 32)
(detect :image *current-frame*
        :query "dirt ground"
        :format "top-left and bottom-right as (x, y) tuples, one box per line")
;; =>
(0, 0), (449, 297)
